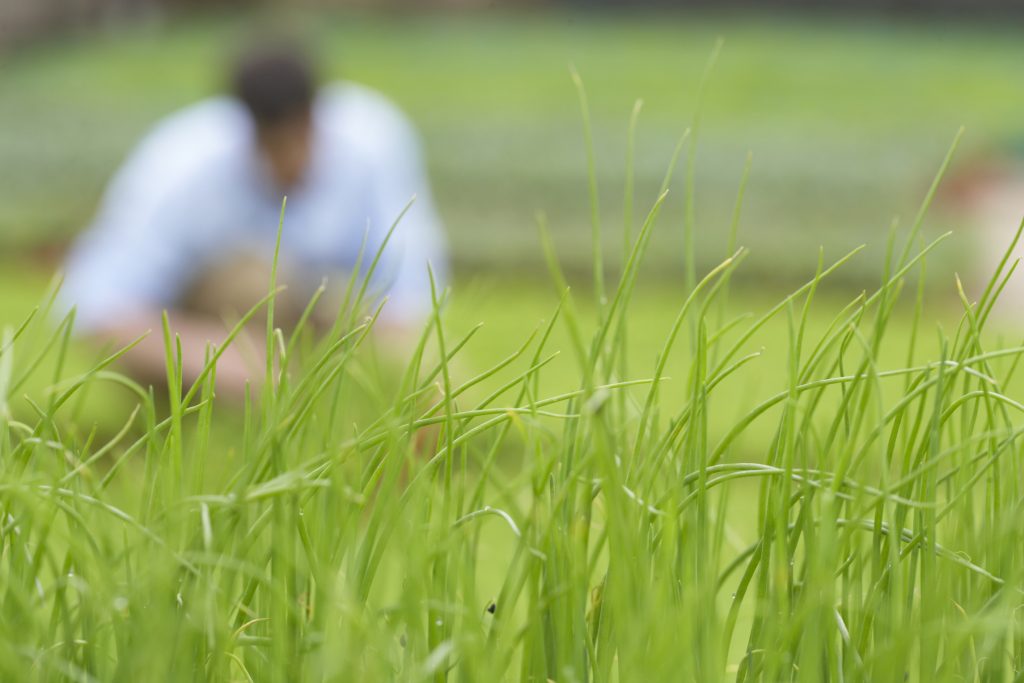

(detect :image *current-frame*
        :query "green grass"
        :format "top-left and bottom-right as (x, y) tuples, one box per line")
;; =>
(4, 12), (1024, 679)
(4, 92), (1024, 681)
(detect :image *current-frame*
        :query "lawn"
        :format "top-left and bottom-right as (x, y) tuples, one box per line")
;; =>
(4, 9), (1024, 681)
(4, 199), (1024, 679)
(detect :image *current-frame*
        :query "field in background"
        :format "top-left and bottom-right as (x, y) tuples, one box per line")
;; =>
(2, 11), (1024, 286)
(3, 9), (1022, 439)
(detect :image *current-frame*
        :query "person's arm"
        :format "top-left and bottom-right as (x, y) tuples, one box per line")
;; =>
(362, 106), (449, 339)
(92, 310), (265, 398)
(60, 163), (265, 398)
(62, 222), (267, 398)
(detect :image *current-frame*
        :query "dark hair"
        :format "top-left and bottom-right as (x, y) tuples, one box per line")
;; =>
(231, 44), (316, 127)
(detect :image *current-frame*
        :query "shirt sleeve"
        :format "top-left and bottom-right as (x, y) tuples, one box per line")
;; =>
(58, 158), (203, 333)
(57, 100), (246, 334)
(363, 111), (449, 327)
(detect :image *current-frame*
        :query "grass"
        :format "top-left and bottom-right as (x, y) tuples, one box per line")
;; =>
(4, 78), (1024, 681)
(5, 12), (1024, 679)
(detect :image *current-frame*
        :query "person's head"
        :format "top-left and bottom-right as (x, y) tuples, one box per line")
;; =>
(232, 44), (317, 190)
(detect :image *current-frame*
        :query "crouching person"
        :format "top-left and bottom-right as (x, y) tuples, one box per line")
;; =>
(58, 40), (448, 398)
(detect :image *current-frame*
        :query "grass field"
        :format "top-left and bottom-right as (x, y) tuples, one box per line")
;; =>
(3, 170), (1024, 679)
(3, 10), (1024, 282)
(4, 9), (1024, 680)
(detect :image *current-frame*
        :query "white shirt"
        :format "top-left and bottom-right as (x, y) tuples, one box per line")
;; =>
(60, 82), (447, 332)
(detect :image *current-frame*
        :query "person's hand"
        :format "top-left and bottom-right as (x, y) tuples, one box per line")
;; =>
(90, 310), (266, 403)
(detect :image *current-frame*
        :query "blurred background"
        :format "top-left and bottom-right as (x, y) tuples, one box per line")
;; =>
(3, 0), (1024, 377)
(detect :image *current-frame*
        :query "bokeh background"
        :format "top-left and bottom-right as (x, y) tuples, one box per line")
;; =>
(3, 0), (1024, 411)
